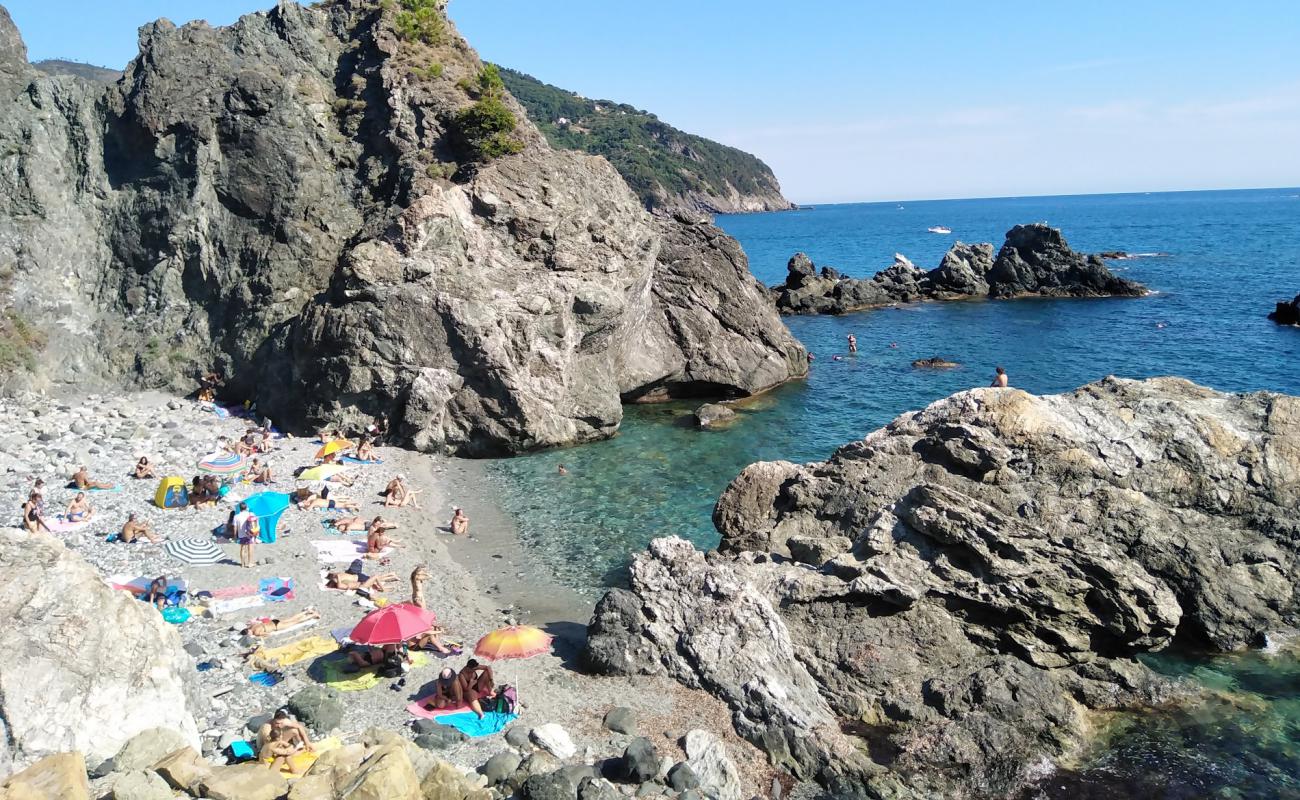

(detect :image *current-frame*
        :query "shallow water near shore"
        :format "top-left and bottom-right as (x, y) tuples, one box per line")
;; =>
(484, 187), (1300, 796)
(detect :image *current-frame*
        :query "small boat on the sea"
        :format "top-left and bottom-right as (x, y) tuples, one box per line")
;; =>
(927, 226), (951, 234)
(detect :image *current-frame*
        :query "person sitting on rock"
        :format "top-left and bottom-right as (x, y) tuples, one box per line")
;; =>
(297, 486), (359, 512)
(449, 507), (469, 536)
(324, 515), (367, 533)
(248, 458), (273, 484)
(133, 457), (157, 480)
(65, 492), (94, 522)
(21, 492), (50, 534)
(990, 365), (1009, 388)
(120, 513), (161, 544)
(242, 608), (321, 638)
(383, 475), (419, 508)
(458, 659), (495, 718)
(258, 709), (314, 774)
(72, 465), (114, 491)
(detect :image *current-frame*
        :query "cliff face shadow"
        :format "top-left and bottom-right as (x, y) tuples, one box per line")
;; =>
(543, 620), (588, 671)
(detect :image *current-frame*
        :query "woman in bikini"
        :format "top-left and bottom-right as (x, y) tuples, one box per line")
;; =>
(366, 517), (401, 553)
(297, 487), (359, 512)
(248, 458), (273, 484)
(241, 608), (321, 638)
(323, 515), (367, 533)
(424, 668), (466, 710)
(133, 457), (157, 479)
(354, 436), (377, 463)
(324, 566), (398, 593)
(21, 492), (50, 533)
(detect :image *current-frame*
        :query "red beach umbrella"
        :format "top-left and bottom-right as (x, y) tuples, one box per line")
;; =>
(350, 603), (437, 645)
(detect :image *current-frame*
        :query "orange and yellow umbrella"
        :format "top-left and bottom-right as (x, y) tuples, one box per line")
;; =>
(473, 625), (552, 662)
(314, 439), (353, 461)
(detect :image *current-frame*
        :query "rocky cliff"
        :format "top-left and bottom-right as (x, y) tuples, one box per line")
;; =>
(0, 0), (805, 454)
(775, 223), (1146, 315)
(498, 66), (796, 215)
(587, 377), (1300, 798)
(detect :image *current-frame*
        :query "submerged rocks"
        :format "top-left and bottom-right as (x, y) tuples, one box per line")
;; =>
(774, 223), (1146, 315)
(693, 403), (736, 429)
(0, 1), (804, 454)
(0, 529), (201, 772)
(910, 356), (959, 369)
(1269, 293), (1300, 325)
(587, 377), (1300, 798)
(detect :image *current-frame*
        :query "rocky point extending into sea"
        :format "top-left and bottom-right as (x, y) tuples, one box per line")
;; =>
(773, 223), (1147, 315)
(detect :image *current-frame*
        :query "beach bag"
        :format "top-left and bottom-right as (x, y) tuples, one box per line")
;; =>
(225, 739), (256, 763)
(378, 650), (407, 678)
(491, 685), (517, 714)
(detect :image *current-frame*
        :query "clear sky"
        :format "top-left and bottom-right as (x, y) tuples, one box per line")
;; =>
(6, 0), (1299, 204)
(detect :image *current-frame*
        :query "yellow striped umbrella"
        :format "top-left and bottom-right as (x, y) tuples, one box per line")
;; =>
(299, 463), (347, 482)
(473, 625), (553, 661)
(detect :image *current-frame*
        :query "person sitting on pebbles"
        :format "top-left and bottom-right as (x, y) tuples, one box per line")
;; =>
(383, 474), (420, 508)
(458, 659), (496, 718)
(366, 517), (401, 553)
(21, 491), (50, 534)
(72, 465), (114, 491)
(248, 458), (273, 484)
(450, 507), (469, 536)
(241, 608), (321, 638)
(132, 457), (157, 480)
(120, 513), (161, 544)
(354, 435), (377, 463)
(65, 492), (94, 522)
(143, 576), (171, 609)
(258, 709), (314, 774)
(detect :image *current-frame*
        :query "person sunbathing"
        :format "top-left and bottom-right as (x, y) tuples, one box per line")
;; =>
(189, 477), (218, 509)
(327, 471), (355, 487)
(366, 518), (401, 553)
(249, 458), (273, 484)
(65, 492), (94, 522)
(345, 642), (402, 672)
(324, 515), (367, 533)
(458, 659), (495, 718)
(258, 429), (274, 453)
(297, 487), (359, 512)
(133, 457), (157, 480)
(424, 668), (467, 710)
(241, 608), (321, 638)
(258, 710), (314, 775)
(72, 466), (114, 491)
(234, 437), (256, 457)
(144, 576), (170, 609)
(325, 565), (398, 593)
(120, 513), (161, 544)
(407, 625), (453, 655)
(21, 492), (50, 534)
(383, 475), (420, 508)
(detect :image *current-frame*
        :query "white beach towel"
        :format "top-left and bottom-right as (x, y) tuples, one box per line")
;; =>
(311, 539), (391, 562)
(209, 595), (265, 615)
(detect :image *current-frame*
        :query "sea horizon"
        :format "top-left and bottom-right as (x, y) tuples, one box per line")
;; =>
(782, 183), (1300, 210)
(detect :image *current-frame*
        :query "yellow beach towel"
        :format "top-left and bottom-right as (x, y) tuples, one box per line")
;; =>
(315, 652), (429, 692)
(265, 736), (341, 776)
(256, 635), (338, 667)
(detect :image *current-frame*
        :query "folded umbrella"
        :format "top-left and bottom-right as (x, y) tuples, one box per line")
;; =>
(350, 603), (437, 646)
(165, 537), (226, 565)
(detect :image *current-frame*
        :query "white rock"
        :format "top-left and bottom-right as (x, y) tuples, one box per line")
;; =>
(529, 723), (577, 760)
(684, 730), (743, 800)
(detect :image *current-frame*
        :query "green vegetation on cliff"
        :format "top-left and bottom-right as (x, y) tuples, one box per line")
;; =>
(496, 66), (791, 213)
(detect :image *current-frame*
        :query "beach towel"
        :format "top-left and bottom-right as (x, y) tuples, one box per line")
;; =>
(255, 635), (338, 667)
(406, 699), (473, 720)
(341, 456), (383, 465)
(269, 737), (341, 776)
(81, 485), (122, 493)
(258, 577), (295, 602)
(209, 595), (265, 615)
(47, 517), (90, 533)
(263, 618), (318, 638)
(207, 584), (257, 600)
(109, 575), (188, 597)
(331, 627), (354, 646)
(313, 652), (428, 692)
(435, 711), (517, 737)
(311, 539), (388, 562)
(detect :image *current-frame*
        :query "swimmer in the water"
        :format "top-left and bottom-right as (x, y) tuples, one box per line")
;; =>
(889, 342), (899, 349)
(832, 355), (843, 362)
(807, 352), (815, 362)
(847, 334), (857, 353)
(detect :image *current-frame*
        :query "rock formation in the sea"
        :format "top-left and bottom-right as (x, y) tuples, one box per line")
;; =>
(774, 223), (1147, 315)
(0, 1), (805, 455)
(0, 528), (201, 774)
(586, 377), (1300, 798)
(910, 356), (958, 369)
(1269, 294), (1300, 326)
(497, 66), (796, 216)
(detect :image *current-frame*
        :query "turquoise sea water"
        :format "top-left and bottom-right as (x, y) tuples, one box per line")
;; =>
(486, 188), (1300, 796)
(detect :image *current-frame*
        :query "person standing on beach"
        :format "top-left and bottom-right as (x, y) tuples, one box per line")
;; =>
(847, 334), (858, 353)
(990, 366), (1009, 388)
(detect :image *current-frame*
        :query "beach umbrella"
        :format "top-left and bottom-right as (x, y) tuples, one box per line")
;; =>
(299, 463), (347, 482)
(350, 602), (437, 646)
(164, 537), (226, 565)
(314, 439), (353, 461)
(245, 491), (291, 544)
(473, 625), (552, 702)
(198, 452), (248, 475)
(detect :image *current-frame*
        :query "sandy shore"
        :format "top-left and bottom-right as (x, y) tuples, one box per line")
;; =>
(0, 389), (771, 795)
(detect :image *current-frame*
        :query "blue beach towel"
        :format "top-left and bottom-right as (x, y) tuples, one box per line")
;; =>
(248, 671), (281, 687)
(341, 456), (383, 465)
(436, 711), (517, 738)
(258, 577), (294, 602)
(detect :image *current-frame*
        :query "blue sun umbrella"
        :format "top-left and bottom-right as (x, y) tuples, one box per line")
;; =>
(245, 491), (291, 543)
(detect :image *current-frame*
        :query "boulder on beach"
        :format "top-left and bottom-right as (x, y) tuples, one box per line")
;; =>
(0, 528), (201, 773)
(774, 223), (1147, 315)
(587, 377), (1300, 798)
(0, 2), (806, 454)
(1269, 294), (1300, 325)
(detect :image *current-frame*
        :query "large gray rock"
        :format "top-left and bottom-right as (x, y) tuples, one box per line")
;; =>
(587, 377), (1300, 798)
(0, 1), (804, 452)
(110, 727), (191, 773)
(0, 529), (200, 773)
(109, 770), (174, 800)
(774, 224), (1145, 315)
(287, 685), (344, 734)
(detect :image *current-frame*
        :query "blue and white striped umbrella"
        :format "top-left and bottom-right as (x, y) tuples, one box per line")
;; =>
(164, 537), (226, 565)
(197, 452), (248, 475)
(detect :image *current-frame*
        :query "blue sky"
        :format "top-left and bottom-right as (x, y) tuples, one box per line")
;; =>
(7, 0), (1299, 203)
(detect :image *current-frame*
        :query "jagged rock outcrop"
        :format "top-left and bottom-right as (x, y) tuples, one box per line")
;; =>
(1269, 294), (1300, 325)
(774, 224), (1146, 315)
(0, 529), (202, 774)
(586, 377), (1300, 798)
(0, 1), (804, 454)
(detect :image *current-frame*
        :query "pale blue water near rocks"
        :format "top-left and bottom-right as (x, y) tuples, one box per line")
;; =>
(486, 188), (1300, 796)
